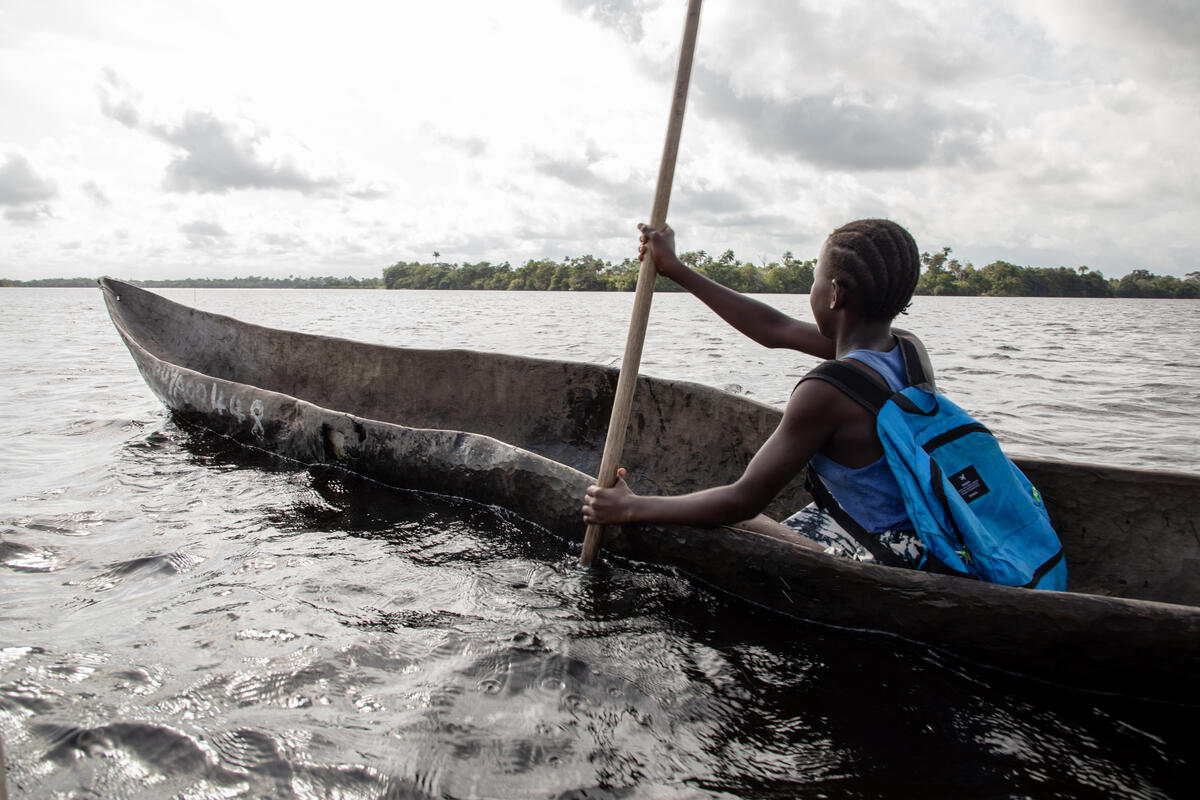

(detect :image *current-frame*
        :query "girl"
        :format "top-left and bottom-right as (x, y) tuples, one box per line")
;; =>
(581, 219), (929, 567)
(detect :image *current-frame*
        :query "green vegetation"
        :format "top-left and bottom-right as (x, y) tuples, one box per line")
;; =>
(381, 249), (1198, 298)
(381, 250), (817, 293)
(133, 275), (382, 289)
(916, 249), (1200, 298)
(0, 275), (381, 289)
(4, 251), (1198, 297)
(0, 277), (97, 287)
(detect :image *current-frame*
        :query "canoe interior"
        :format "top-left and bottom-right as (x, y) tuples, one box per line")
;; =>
(102, 279), (1200, 609)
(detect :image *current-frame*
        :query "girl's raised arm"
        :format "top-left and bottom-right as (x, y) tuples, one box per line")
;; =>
(640, 225), (835, 359)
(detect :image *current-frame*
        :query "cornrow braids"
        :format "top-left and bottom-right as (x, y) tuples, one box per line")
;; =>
(825, 219), (920, 320)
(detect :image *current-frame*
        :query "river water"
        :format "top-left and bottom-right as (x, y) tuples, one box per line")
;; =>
(1, 287), (1198, 798)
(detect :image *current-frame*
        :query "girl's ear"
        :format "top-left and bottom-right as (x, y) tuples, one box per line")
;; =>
(829, 278), (846, 309)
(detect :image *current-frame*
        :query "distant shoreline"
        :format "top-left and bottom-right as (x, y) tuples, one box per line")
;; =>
(4, 250), (1198, 300)
(0, 277), (382, 290)
(6, 281), (1199, 300)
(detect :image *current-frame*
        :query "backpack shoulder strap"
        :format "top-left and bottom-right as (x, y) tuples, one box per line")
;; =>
(893, 330), (936, 392)
(800, 331), (936, 410)
(799, 359), (891, 415)
(804, 467), (909, 568)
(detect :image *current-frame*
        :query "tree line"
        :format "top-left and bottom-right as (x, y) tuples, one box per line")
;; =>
(915, 249), (1200, 299)
(134, 275), (384, 289)
(0, 275), (382, 289)
(380, 250), (818, 293)
(381, 249), (1200, 298)
(4, 250), (1198, 297)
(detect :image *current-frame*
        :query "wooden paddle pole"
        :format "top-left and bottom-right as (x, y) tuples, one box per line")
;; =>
(579, 0), (702, 567)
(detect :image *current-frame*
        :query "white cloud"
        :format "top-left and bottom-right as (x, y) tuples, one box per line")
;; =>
(4, 204), (54, 225)
(0, 0), (1196, 280)
(154, 111), (340, 195)
(695, 65), (996, 171)
(0, 152), (58, 207)
(1013, 0), (1200, 86)
(180, 219), (231, 250)
(81, 180), (110, 206)
(346, 183), (390, 201)
(98, 71), (342, 195)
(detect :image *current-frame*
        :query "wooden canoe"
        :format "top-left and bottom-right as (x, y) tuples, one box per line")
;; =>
(99, 277), (1200, 702)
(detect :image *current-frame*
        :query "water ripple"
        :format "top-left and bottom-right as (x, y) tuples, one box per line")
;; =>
(1, 288), (1196, 798)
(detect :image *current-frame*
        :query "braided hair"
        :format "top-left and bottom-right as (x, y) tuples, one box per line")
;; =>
(824, 219), (920, 320)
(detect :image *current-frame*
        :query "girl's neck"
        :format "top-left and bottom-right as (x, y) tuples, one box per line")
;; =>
(834, 320), (895, 357)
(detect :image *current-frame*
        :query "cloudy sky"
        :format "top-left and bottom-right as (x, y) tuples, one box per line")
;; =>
(1, 0), (1196, 281)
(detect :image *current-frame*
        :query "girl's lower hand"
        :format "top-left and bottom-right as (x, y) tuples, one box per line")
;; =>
(582, 468), (638, 525)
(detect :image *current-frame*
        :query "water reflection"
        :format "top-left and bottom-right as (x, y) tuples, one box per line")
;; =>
(2, 289), (1197, 798)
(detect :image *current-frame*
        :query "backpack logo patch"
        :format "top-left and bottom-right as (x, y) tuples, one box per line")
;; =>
(950, 465), (989, 502)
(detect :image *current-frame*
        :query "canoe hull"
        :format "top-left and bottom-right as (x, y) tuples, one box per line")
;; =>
(100, 278), (1200, 702)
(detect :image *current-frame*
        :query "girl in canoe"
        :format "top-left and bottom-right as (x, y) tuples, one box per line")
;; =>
(582, 218), (930, 567)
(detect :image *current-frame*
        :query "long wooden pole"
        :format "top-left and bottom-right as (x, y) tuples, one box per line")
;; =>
(579, 0), (702, 567)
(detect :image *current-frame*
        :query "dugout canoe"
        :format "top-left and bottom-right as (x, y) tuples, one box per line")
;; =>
(99, 277), (1200, 702)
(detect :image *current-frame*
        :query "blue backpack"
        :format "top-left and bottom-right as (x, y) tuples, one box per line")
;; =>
(803, 334), (1067, 590)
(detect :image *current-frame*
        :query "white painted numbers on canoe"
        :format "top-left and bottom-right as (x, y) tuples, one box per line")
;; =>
(146, 362), (266, 438)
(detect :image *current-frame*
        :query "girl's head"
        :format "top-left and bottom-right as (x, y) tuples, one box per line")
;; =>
(818, 219), (920, 321)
